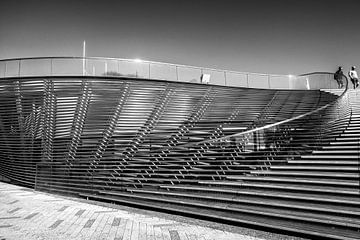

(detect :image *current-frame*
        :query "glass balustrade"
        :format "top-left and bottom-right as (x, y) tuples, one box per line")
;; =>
(0, 57), (336, 90)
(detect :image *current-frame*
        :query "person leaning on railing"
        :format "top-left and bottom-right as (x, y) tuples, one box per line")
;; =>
(334, 66), (344, 88)
(348, 66), (359, 89)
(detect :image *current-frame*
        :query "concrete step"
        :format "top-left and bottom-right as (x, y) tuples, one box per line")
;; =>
(330, 141), (360, 145)
(340, 133), (360, 137)
(130, 187), (360, 218)
(249, 170), (359, 179)
(270, 166), (359, 171)
(229, 182), (359, 195)
(226, 175), (358, 186)
(288, 160), (359, 164)
(312, 150), (360, 154)
(301, 155), (359, 159)
(322, 145), (359, 149)
(198, 181), (360, 205)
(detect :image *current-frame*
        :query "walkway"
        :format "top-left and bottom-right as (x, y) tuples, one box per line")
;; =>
(0, 182), (306, 240)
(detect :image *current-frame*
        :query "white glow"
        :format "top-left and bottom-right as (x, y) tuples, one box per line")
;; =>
(306, 77), (310, 90)
(134, 58), (143, 63)
(288, 74), (294, 78)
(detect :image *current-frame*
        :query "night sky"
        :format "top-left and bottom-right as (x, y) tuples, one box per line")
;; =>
(1, 0), (360, 75)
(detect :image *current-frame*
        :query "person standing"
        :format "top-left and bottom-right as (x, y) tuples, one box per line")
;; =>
(348, 66), (359, 89)
(334, 66), (344, 88)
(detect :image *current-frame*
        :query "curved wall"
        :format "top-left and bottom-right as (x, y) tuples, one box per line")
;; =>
(0, 76), (337, 186)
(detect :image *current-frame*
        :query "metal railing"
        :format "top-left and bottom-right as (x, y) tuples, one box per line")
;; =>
(0, 56), (340, 90)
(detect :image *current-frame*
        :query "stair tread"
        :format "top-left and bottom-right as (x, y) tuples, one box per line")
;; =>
(226, 176), (359, 186)
(288, 160), (358, 164)
(249, 170), (359, 177)
(185, 181), (360, 204)
(228, 182), (358, 194)
(270, 166), (359, 170)
(129, 187), (360, 217)
(96, 190), (360, 227)
(197, 180), (359, 194)
(301, 155), (359, 159)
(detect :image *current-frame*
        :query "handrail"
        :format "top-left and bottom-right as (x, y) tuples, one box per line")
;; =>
(180, 72), (349, 148)
(0, 56), (296, 76)
(0, 56), (338, 90)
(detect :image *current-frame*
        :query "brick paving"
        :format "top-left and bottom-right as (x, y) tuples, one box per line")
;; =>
(0, 182), (307, 240)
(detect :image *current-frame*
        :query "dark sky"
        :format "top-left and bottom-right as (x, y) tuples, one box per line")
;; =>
(1, 0), (360, 74)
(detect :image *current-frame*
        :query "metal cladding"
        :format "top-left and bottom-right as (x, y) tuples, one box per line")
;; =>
(0, 76), (336, 186)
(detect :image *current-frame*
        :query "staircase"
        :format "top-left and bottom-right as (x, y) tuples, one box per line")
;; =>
(84, 90), (360, 240)
(2, 75), (359, 239)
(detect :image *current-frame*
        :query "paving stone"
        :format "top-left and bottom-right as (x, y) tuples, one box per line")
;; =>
(8, 207), (21, 213)
(169, 230), (181, 240)
(24, 213), (39, 220)
(75, 209), (86, 217)
(0, 216), (21, 220)
(112, 217), (122, 227)
(115, 218), (128, 240)
(100, 215), (115, 239)
(0, 225), (12, 228)
(58, 205), (69, 212)
(49, 220), (64, 229)
(77, 212), (100, 239)
(84, 219), (96, 228)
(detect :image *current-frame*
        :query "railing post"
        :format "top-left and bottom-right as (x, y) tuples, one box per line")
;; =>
(4, 61), (7, 77)
(82, 57), (85, 76)
(176, 66), (179, 81)
(18, 60), (21, 77)
(50, 59), (53, 76)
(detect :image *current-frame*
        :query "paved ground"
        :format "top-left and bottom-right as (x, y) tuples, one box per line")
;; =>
(0, 182), (307, 240)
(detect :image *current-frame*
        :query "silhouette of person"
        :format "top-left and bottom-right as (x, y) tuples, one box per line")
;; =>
(334, 66), (344, 88)
(348, 66), (359, 89)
